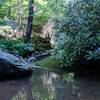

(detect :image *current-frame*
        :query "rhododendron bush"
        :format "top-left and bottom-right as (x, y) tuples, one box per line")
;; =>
(53, 0), (100, 67)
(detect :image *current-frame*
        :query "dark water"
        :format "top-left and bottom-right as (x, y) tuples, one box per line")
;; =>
(0, 68), (100, 100)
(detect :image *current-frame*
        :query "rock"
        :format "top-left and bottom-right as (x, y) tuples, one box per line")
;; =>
(0, 49), (33, 76)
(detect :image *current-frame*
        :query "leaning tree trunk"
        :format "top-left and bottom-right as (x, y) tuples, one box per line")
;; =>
(25, 0), (34, 43)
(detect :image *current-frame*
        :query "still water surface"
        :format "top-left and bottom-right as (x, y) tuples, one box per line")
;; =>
(0, 68), (100, 100)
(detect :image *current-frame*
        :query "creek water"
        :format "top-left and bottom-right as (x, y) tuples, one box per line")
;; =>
(0, 67), (100, 100)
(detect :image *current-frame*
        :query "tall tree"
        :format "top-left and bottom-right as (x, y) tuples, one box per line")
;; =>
(25, 0), (34, 43)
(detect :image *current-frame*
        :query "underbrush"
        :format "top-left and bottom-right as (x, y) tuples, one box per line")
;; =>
(0, 38), (34, 56)
(53, 0), (100, 68)
(0, 32), (52, 57)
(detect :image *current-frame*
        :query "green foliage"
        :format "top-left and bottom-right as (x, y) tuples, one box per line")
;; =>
(86, 48), (100, 60)
(53, 0), (100, 67)
(0, 33), (51, 56)
(0, 39), (34, 56)
(0, 0), (65, 34)
(0, 19), (6, 25)
(33, 0), (67, 33)
(47, 0), (66, 15)
(33, 0), (52, 33)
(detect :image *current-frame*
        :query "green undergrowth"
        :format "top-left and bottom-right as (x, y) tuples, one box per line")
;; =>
(35, 56), (62, 70)
(0, 32), (51, 56)
(0, 38), (34, 56)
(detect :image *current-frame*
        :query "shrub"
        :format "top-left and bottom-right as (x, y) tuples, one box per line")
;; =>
(53, 0), (100, 67)
(0, 39), (34, 56)
(0, 33), (51, 57)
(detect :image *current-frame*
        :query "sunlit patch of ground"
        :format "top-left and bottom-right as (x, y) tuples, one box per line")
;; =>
(35, 56), (62, 70)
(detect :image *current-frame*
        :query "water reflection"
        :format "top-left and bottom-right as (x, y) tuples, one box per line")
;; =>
(12, 69), (78, 100)
(0, 68), (100, 100)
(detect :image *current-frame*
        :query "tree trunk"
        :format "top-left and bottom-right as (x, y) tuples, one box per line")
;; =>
(25, 0), (34, 43)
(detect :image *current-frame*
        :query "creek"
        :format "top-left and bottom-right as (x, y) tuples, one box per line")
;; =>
(0, 66), (100, 100)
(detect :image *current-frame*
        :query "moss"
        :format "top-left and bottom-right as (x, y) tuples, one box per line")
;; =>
(36, 56), (62, 70)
